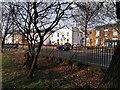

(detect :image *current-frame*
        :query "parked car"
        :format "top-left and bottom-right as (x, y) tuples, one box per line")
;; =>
(73, 43), (80, 48)
(57, 45), (70, 51)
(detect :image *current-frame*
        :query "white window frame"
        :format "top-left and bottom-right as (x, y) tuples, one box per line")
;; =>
(96, 31), (100, 37)
(113, 29), (118, 36)
(104, 29), (108, 36)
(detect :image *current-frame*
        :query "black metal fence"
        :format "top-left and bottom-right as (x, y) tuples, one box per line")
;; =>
(41, 40), (120, 68)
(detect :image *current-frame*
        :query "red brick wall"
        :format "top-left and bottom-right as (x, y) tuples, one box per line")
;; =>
(87, 30), (96, 46)
(13, 34), (23, 44)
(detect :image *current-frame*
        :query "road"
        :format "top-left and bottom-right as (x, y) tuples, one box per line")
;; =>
(41, 48), (113, 68)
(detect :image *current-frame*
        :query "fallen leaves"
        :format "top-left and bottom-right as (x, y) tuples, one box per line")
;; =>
(3, 49), (102, 88)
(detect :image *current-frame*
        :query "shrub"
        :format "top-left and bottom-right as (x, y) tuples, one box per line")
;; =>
(64, 42), (71, 47)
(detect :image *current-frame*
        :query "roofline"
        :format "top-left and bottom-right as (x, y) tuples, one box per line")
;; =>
(95, 23), (120, 29)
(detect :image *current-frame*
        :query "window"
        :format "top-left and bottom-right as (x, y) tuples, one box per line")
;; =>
(89, 32), (92, 34)
(15, 39), (19, 43)
(113, 29), (118, 36)
(101, 39), (105, 46)
(104, 31), (108, 36)
(57, 33), (59, 37)
(112, 38), (118, 46)
(49, 40), (51, 44)
(67, 32), (69, 36)
(61, 39), (63, 45)
(57, 39), (59, 45)
(86, 38), (90, 44)
(95, 38), (99, 45)
(112, 37), (118, 40)
(96, 31), (100, 37)
(104, 29), (108, 36)
(81, 34), (83, 38)
(105, 37), (108, 40)
(89, 39), (92, 45)
(67, 39), (69, 42)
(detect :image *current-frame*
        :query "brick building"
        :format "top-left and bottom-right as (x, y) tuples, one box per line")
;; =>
(5, 23), (120, 47)
(5, 32), (26, 44)
(86, 30), (96, 46)
(86, 23), (120, 46)
(95, 24), (119, 46)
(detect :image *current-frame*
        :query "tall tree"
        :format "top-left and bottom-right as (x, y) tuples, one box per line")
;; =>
(99, 2), (120, 88)
(1, 2), (15, 52)
(71, 2), (103, 47)
(99, 2), (120, 34)
(11, 1), (72, 78)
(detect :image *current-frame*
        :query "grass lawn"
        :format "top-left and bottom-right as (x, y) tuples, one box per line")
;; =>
(2, 49), (104, 89)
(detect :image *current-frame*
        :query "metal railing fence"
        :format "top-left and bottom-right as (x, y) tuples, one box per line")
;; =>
(41, 41), (120, 68)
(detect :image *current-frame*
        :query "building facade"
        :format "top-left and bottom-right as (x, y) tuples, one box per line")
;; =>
(5, 33), (25, 44)
(86, 30), (96, 46)
(86, 24), (120, 46)
(44, 27), (84, 45)
(4, 27), (84, 46)
(4, 23), (120, 47)
(95, 24), (119, 46)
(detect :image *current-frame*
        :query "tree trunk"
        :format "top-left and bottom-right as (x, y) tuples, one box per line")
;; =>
(28, 55), (38, 78)
(28, 42), (42, 78)
(29, 54), (34, 69)
(84, 23), (87, 47)
(24, 52), (34, 70)
(1, 38), (5, 53)
(99, 43), (120, 88)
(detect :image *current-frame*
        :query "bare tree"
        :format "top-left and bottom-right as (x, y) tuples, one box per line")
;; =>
(1, 2), (15, 52)
(71, 2), (103, 47)
(98, 2), (120, 34)
(10, 1), (72, 78)
(98, 2), (120, 88)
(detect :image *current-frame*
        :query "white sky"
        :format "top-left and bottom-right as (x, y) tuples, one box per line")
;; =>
(0, 0), (117, 2)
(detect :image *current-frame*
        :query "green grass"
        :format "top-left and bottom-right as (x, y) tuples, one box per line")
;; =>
(2, 54), (10, 68)
(2, 75), (68, 89)
(2, 53), (69, 89)
(21, 79), (68, 88)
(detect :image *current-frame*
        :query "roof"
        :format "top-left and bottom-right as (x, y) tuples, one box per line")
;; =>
(95, 23), (120, 29)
